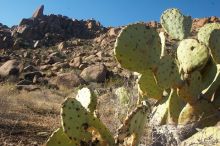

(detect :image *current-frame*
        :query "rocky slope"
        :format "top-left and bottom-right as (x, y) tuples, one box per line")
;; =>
(0, 5), (220, 146)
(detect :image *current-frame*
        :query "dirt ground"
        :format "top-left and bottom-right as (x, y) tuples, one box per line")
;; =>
(0, 83), (65, 146)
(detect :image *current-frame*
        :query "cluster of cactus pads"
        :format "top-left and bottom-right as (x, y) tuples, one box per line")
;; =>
(46, 8), (220, 145)
(46, 87), (149, 146)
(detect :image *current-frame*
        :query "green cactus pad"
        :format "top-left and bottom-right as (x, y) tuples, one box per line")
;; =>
(201, 65), (220, 100)
(178, 100), (220, 128)
(181, 126), (220, 146)
(138, 70), (163, 100)
(116, 104), (148, 145)
(115, 87), (130, 105)
(201, 60), (217, 90)
(114, 23), (161, 73)
(160, 8), (192, 40)
(177, 71), (203, 105)
(154, 55), (182, 89)
(177, 39), (209, 74)
(167, 89), (186, 124)
(61, 98), (115, 145)
(76, 87), (97, 113)
(209, 29), (220, 64)
(46, 128), (79, 146)
(198, 23), (220, 46)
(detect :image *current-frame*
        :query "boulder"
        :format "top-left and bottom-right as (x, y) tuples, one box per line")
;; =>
(50, 72), (85, 89)
(80, 64), (107, 82)
(0, 60), (23, 78)
(69, 56), (82, 68)
(32, 5), (44, 18)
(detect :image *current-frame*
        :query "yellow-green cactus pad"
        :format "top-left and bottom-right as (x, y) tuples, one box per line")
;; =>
(161, 8), (192, 40)
(178, 71), (203, 104)
(75, 87), (97, 113)
(181, 127), (220, 146)
(178, 100), (220, 128)
(201, 60), (217, 90)
(61, 98), (115, 145)
(154, 55), (181, 89)
(46, 128), (79, 146)
(209, 29), (220, 64)
(198, 23), (220, 46)
(177, 39), (209, 74)
(116, 104), (148, 146)
(138, 70), (163, 100)
(114, 23), (161, 73)
(167, 89), (186, 124)
(202, 65), (220, 100)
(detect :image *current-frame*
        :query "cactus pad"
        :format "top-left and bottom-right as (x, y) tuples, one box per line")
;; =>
(61, 98), (115, 145)
(209, 29), (220, 64)
(198, 23), (220, 46)
(46, 128), (79, 146)
(154, 55), (181, 89)
(167, 89), (186, 124)
(114, 23), (161, 73)
(177, 71), (203, 104)
(115, 87), (130, 105)
(116, 104), (148, 145)
(178, 100), (220, 128)
(161, 8), (192, 40)
(177, 39), (209, 74)
(201, 65), (220, 100)
(76, 87), (97, 113)
(138, 70), (163, 100)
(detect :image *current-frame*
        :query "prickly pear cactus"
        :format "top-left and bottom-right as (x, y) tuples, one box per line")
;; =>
(178, 100), (220, 129)
(61, 98), (115, 145)
(75, 87), (97, 113)
(116, 104), (149, 146)
(114, 23), (161, 73)
(198, 23), (220, 46)
(209, 29), (220, 64)
(201, 65), (220, 100)
(46, 128), (79, 146)
(46, 8), (220, 146)
(115, 86), (130, 105)
(177, 39), (209, 74)
(154, 55), (181, 89)
(138, 70), (163, 100)
(167, 89), (186, 124)
(161, 8), (192, 40)
(177, 71), (203, 104)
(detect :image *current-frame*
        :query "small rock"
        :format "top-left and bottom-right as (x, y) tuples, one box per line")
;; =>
(17, 80), (33, 85)
(69, 56), (82, 68)
(16, 85), (40, 91)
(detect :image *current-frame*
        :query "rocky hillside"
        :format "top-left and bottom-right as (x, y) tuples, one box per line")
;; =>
(0, 5), (220, 146)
